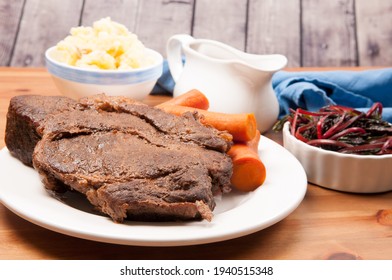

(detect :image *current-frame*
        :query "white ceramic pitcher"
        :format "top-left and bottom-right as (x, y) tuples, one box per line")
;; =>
(166, 34), (287, 133)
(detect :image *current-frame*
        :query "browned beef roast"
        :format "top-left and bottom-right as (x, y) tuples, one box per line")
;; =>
(31, 95), (233, 222)
(5, 95), (77, 166)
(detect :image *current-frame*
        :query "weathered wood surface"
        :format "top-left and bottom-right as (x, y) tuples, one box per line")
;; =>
(1, 67), (392, 260)
(0, 0), (391, 67)
(9, 0), (84, 67)
(193, 0), (248, 50)
(0, 0), (24, 65)
(355, 0), (392, 66)
(301, 0), (357, 66)
(247, 0), (301, 67)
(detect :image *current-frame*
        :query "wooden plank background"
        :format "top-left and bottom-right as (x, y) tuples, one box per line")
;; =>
(0, 0), (391, 68)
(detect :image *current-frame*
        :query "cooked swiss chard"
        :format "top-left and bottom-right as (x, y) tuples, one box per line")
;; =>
(274, 103), (392, 155)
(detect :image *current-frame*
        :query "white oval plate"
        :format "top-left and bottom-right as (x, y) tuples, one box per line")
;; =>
(0, 136), (307, 246)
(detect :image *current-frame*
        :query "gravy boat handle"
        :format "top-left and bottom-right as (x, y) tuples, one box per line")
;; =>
(166, 34), (194, 82)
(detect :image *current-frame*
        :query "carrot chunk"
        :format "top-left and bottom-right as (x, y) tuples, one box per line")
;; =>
(156, 89), (210, 110)
(160, 104), (257, 142)
(228, 131), (266, 192)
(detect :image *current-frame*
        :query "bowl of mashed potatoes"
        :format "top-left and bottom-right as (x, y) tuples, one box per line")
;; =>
(45, 17), (163, 100)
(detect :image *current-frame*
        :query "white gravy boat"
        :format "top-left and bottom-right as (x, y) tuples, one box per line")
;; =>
(166, 34), (287, 133)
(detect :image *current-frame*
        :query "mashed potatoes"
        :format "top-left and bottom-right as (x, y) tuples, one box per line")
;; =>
(54, 17), (154, 70)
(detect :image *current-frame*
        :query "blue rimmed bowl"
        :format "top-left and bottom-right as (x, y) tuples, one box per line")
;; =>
(45, 46), (163, 100)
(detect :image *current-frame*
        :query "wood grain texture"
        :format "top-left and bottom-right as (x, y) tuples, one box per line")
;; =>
(247, 0), (301, 67)
(133, 0), (195, 56)
(2, 0), (392, 66)
(192, 0), (247, 50)
(10, 0), (83, 67)
(1, 67), (392, 260)
(81, 0), (138, 29)
(355, 0), (392, 66)
(0, 0), (24, 66)
(301, 0), (357, 66)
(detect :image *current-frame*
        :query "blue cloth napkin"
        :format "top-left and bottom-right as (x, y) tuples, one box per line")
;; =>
(272, 68), (392, 122)
(151, 60), (177, 96)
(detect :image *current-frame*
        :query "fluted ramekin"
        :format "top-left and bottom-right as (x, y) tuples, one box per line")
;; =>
(282, 122), (392, 193)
